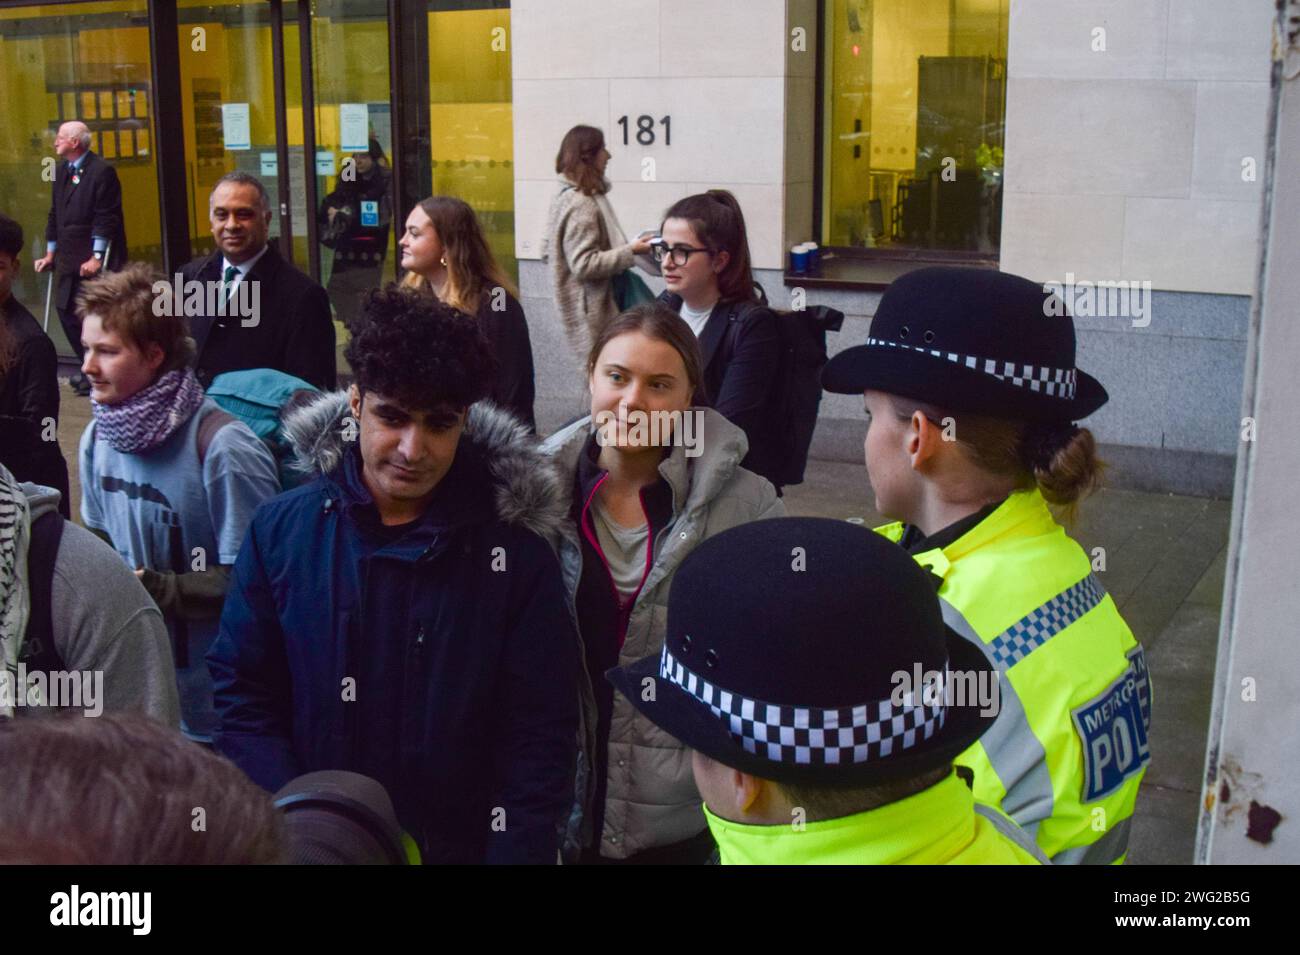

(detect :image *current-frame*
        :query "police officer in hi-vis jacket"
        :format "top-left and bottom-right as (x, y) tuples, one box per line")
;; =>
(822, 266), (1150, 865)
(608, 517), (1047, 865)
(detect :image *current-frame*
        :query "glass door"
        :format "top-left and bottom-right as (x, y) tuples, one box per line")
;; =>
(307, 0), (395, 351)
(177, 0), (303, 261)
(427, 0), (514, 281)
(0, 0), (164, 357)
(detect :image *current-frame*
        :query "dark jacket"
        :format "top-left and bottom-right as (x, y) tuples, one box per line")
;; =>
(660, 291), (783, 488)
(44, 151), (127, 309)
(317, 163), (393, 266)
(0, 295), (70, 516)
(477, 291), (537, 433)
(208, 393), (579, 864)
(181, 244), (336, 391)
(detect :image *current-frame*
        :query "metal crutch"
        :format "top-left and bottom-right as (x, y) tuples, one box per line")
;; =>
(41, 265), (53, 334)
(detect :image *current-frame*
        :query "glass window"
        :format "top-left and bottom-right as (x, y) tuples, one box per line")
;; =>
(310, 0), (395, 375)
(177, 0), (302, 261)
(0, 0), (163, 357)
(427, 0), (515, 282)
(820, 0), (1008, 256)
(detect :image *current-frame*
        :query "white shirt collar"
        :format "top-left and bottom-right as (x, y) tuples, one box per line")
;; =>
(222, 242), (270, 277)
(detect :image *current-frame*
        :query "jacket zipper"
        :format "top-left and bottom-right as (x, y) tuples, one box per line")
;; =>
(401, 543), (435, 771)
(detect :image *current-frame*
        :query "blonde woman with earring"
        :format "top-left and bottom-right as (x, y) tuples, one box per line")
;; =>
(400, 196), (536, 432)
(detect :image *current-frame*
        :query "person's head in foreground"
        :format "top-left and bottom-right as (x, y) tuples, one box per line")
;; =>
(821, 266), (1107, 530)
(0, 711), (285, 864)
(77, 262), (196, 409)
(607, 517), (1046, 864)
(344, 284), (497, 525)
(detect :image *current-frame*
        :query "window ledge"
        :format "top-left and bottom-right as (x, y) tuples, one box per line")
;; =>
(783, 251), (998, 291)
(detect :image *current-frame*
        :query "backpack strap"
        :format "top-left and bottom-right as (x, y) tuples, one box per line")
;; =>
(196, 406), (237, 466)
(22, 509), (68, 673)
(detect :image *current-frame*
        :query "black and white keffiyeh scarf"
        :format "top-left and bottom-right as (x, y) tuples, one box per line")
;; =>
(0, 465), (31, 719)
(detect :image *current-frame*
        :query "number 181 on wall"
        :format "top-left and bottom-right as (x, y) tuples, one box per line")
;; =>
(618, 114), (672, 146)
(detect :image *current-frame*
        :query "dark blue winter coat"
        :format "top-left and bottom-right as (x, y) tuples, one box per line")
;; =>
(208, 394), (579, 864)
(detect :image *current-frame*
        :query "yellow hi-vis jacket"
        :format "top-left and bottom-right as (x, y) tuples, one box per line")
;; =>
(704, 771), (1046, 864)
(877, 488), (1151, 864)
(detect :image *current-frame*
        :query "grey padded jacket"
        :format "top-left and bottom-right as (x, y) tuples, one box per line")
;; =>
(541, 408), (785, 859)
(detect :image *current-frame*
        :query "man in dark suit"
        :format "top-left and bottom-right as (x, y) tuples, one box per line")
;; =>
(181, 172), (336, 391)
(33, 121), (127, 397)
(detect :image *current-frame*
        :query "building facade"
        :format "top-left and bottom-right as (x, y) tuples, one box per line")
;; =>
(512, 0), (1272, 497)
(0, 0), (1272, 495)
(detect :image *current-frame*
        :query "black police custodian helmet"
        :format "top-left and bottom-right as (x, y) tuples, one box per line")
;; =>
(821, 266), (1108, 422)
(607, 518), (998, 786)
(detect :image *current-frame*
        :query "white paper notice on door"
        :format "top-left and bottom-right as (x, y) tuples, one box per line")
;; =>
(340, 103), (369, 153)
(222, 103), (251, 151)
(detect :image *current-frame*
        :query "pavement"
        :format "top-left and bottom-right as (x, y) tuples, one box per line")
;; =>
(56, 379), (1229, 865)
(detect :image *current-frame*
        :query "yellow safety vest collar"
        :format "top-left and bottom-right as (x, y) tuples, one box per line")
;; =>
(703, 772), (1037, 865)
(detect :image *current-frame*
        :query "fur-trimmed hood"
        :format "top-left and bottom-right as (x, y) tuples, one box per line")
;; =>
(281, 390), (571, 547)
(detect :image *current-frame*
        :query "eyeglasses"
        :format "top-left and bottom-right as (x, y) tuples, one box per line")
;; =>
(650, 240), (714, 267)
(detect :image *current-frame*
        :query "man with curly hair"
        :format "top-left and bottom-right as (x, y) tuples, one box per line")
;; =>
(208, 285), (579, 864)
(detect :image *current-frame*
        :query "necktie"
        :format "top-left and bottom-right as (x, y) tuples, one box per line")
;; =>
(223, 265), (240, 300)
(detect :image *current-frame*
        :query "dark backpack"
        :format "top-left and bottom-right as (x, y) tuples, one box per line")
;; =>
(748, 287), (843, 487)
(664, 287), (843, 487)
(21, 508), (68, 674)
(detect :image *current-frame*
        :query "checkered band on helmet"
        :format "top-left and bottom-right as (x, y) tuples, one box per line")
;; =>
(866, 337), (1078, 400)
(659, 646), (949, 766)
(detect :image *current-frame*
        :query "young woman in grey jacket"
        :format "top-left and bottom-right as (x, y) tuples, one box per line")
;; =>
(541, 301), (785, 863)
(544, 125), (654, 361)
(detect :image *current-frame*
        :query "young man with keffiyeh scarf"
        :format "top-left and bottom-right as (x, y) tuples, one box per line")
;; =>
(75, 263), (280, 742)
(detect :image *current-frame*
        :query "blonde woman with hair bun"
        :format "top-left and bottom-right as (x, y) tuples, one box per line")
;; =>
(823, 266), (1149, 867)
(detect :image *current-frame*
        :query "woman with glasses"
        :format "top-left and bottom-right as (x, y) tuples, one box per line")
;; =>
(654, 190), (784, 491)
(400, 195), (536, 432)
(545, 125), (655, 361)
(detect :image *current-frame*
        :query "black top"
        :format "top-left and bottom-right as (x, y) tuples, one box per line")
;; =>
(476, 291), (536, 433)
(181, 244), (337, 391)
(0, 295), (70, 517)
(317, 163), (393, 256)
(899, 499), (1005, 554)
(659, 291), (783, 488)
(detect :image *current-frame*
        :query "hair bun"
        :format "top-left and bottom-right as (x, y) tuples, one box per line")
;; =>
(1018, 421), (1081, 473)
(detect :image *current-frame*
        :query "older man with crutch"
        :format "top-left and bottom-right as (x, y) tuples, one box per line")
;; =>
(32, 120), (127, 397)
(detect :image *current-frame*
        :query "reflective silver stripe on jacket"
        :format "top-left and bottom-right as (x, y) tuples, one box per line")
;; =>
(973, 804), (1052, 864)
(942, 571), (1119, 858)
(1050, 816), (1133, 865)
(942, 599), (1055, 835)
